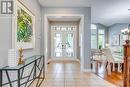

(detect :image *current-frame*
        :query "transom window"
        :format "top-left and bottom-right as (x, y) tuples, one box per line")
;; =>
(51, 25), (76, 31)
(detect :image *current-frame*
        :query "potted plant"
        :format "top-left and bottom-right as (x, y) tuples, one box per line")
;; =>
(99, 45), (102, 52)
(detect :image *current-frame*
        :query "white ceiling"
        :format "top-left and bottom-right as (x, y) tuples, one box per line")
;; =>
(38, 0), (91, 7)
(38, 0), (130, 26)
(91, 0), (130, 26)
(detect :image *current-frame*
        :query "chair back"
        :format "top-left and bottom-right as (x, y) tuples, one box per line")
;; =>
(102, 48), (114, 62)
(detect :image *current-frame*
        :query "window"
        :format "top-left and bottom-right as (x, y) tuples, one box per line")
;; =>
(98, 29), (105, 49)
(91, 24), (105, 49)
(91, 24), (97, 49)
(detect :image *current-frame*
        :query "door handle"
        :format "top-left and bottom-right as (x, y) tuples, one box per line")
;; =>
(62, 45), (66, 49)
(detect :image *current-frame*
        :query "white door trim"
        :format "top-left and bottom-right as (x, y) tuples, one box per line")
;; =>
(44, 14), (85, 72)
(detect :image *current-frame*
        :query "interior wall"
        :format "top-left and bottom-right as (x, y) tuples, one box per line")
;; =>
(77, 22), (80, 60)
(0, 15), (12, 67)
(0, 0), (15, 67)
(0, 0), (42, 67)
(20, 0), (42, 58)
(48, 21), (51, 59)
(42, 7), (91, 70)
(109, 23), (129, 46)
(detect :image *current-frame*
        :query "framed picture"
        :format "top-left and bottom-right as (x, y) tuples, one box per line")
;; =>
(112, 34), (120, 46)
(120, 34), (128, 45)
(15, 1), (35, 49)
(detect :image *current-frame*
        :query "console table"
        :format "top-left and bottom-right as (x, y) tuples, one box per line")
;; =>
(0, 55), (45, 87)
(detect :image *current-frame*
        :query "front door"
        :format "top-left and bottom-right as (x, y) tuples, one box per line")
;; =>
(51, 25), (77, 59)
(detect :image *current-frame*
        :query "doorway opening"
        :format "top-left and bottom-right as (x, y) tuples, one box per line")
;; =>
(51, 22), (78, 60)
(44, 14), (84, 72)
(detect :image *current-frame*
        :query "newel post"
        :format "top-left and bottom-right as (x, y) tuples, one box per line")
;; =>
(123, 40), (130, 87)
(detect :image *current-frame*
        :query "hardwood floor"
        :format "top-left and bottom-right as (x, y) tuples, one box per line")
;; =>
(93, 61), (123, 87)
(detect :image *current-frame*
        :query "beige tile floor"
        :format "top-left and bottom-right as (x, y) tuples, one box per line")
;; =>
(31, 61), (117, 87)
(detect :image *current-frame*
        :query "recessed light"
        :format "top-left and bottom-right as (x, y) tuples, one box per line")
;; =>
(128, 9), (130, 11)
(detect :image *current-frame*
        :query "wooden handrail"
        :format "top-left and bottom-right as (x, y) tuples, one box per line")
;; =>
(123, 40), (130, 87)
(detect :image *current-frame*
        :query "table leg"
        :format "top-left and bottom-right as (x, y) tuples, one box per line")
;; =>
(113, 63), (115, 71)
(0, 70), (2, 87)
(18, 70), (20, 87)
(96, 61), (98, 73)
(108, 62), (111, 75)
(118, 63), (120, 72)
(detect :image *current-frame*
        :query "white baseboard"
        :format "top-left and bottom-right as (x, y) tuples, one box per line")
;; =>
(47, 58), (80, 63)
(47, 59), (51, 63)
(83, 69), (94, 72)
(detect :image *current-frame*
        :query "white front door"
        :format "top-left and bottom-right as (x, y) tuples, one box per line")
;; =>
(51, 25), (77, 59)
